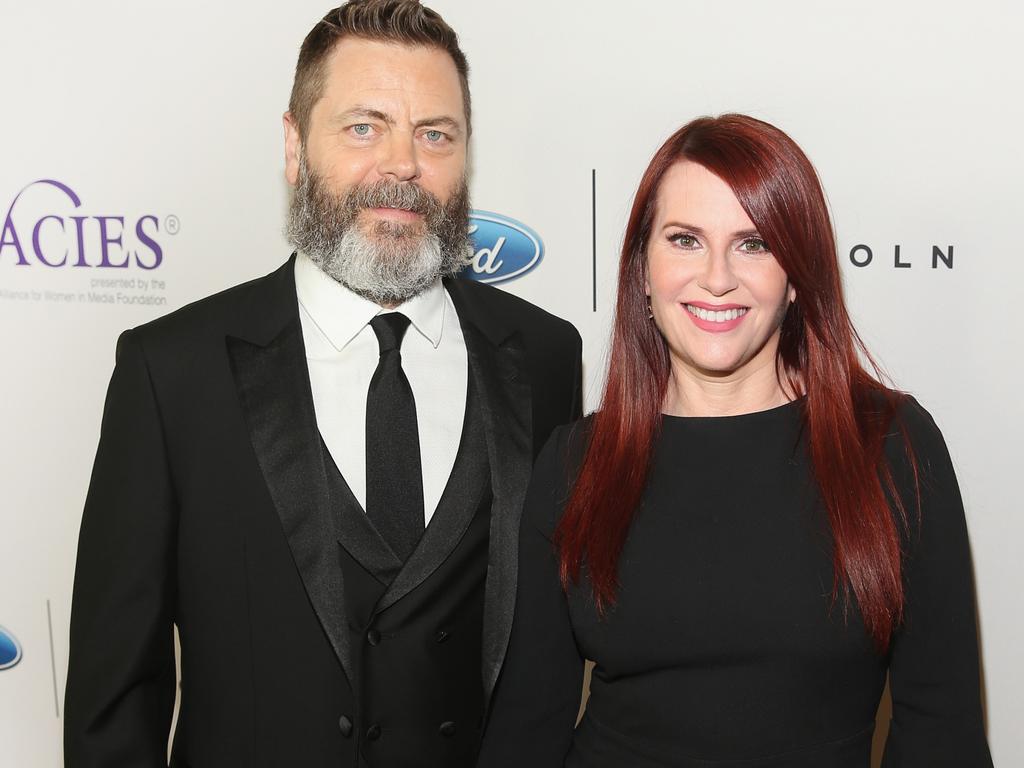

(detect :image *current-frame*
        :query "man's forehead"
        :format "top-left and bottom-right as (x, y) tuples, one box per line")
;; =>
(323, 38), (462, 100)
(308, 39), (466, 135)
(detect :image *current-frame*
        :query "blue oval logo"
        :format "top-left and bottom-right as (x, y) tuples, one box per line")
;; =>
(462, 210), (543, 284)
(0, 626), (22, 670)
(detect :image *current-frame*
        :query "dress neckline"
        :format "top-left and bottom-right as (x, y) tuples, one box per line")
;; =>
(660, 396), (805, 424)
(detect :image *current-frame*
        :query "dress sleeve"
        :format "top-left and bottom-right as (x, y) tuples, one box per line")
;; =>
(64, 330), (178, 767)
(478, 426), (585, 767)
(568, 328), (584, 422)
(881, 400), (993, 767)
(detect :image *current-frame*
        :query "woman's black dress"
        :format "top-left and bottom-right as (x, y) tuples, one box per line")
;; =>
(477, 398), (992, 767)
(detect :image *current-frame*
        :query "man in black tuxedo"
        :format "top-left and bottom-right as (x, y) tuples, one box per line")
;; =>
(63, 2), (582, 766)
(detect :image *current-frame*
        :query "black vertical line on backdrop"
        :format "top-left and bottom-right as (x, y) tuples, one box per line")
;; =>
(591, 169), (597, 312)
(47, 599), (60, 718)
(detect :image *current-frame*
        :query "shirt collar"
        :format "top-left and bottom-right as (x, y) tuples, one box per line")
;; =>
(294, 251), (447, 351)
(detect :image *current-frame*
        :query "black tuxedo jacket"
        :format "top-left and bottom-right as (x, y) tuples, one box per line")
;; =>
(64, 257), (582, 767)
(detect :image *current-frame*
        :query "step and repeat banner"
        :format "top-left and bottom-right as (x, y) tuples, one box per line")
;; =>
(2, 1), (1021, 765)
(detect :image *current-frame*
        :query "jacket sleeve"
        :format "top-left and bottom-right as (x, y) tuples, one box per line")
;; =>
(64, 330), (178, 767)
(478, 426), (585, 767)
(881, 400), (992, 767)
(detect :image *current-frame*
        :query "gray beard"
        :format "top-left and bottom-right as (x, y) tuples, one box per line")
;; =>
(285, 156), (472, 305)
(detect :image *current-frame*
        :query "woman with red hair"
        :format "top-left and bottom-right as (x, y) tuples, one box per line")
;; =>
(477, 114), (991, 767)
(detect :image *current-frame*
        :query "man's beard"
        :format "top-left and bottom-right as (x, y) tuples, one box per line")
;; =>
(285, 155), (472, 306)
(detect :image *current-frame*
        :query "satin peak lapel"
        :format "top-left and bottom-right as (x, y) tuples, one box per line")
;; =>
(227, 318), (354, 682)
(462, 321), (533, 705)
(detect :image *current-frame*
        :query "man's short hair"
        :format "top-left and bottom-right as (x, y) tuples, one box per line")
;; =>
(289, 0), (471, 142)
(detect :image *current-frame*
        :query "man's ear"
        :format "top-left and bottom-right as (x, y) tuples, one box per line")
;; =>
(283, 112), (302, 187)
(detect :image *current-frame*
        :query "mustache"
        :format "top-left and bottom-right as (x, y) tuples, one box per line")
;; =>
(345, 179), (443, 217)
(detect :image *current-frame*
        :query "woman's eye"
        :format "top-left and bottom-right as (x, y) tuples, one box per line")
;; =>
(670, 233), (699, 249)
(740, 237), (769, 253)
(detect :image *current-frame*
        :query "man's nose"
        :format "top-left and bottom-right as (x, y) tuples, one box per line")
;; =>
(377, 133), (420, 182)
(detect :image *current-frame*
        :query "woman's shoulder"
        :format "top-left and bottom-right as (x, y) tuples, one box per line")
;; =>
(533, 415), (594, 490)
(525, 415), (595, 533)
(884, 393), (952, 470)
(881, 393), (966, 534)
(539, 414), (594, 466)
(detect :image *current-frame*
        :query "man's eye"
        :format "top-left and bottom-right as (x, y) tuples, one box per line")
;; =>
(352, 124), (371, 136)
(425, 130), (445, 142)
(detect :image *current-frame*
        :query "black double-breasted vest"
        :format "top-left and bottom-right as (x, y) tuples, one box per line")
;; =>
(325, 369), (492, 766)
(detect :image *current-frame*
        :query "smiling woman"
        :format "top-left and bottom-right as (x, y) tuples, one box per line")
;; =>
(560, 115), (915, 644)
(645, 160), (797, 415)
(477, 114), (993, 768)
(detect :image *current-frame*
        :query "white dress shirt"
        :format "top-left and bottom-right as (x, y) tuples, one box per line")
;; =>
(294, 252), (468, 525)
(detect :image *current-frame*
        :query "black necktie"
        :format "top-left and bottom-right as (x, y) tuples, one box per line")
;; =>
(365, 312), (425, 561)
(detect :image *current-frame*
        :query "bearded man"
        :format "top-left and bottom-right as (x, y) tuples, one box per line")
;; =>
(63, 2), (582, 766)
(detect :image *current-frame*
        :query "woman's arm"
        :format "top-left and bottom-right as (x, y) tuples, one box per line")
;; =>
(881, 399), (992, 767)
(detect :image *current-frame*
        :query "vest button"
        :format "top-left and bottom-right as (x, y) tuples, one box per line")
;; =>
(366, 724), (382, 741)
(338, 715), (353, 737)
(366, 628), (381, 646)
(439, 720), (457, 738)
(435, 628), (450, 643)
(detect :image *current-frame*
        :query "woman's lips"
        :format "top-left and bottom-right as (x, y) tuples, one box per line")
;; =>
(683, 303), (748, 332)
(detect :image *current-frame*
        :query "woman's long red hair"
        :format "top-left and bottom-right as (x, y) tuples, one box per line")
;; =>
(555, 114), (912, 650)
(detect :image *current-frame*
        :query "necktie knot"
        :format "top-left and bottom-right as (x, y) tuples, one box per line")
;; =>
(370, 312), (411, 354)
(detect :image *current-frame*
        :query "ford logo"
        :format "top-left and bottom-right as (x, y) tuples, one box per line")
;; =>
(0, 626), (22, 670)
(462, 211), (543, 284)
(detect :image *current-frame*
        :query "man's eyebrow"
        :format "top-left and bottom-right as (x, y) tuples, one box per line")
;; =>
(413, 116), (463, 134)
(330, 106), (394, 125)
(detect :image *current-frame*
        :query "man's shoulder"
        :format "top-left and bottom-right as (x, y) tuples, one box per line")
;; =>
(447, 276), (579, 343)
(127, 259), (293, 350)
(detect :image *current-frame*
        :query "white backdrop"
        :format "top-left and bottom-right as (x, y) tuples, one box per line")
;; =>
(1, 1), (1020, 765)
